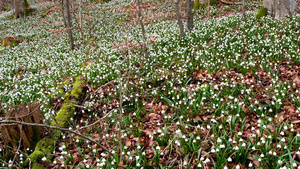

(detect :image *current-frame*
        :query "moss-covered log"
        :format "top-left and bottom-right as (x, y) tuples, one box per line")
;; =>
(256, 7), (268, 18)
(23, 78), (85, 169)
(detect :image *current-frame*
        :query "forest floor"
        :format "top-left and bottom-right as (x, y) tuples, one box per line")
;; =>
(0, 0), (300, 168)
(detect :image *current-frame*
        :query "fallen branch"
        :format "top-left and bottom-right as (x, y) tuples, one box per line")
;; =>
(0, 120), (112, 155)
(220, 0), (241, 5)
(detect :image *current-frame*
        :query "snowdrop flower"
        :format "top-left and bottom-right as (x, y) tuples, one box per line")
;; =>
(42, 157), (46, 161)
(249, 162), (253, 167)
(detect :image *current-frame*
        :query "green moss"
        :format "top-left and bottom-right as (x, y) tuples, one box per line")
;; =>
(194, 0), (218, 9)
(71, 80), (84, 99)
(210, 0), (218, 6)
(256, 7), (268, 18)
(24, 78), (85, 168)
(50, 99), (76, 128)
(1, 39), (5, 48)
(41, 9), (51, 18)
(193, 0), (200, 10)
(24, 138), (55, 168)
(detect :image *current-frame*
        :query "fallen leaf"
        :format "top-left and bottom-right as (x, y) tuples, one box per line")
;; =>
(266, 124), (275, 133)
(118, 161), (127, 169)
(294, 76), (300, 86)
(148, 113), (156, 118)
(292, 120), (300, 124)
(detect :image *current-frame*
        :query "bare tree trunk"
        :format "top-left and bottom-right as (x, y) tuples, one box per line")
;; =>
(175, 0), (185, 39)
(262, 0), (297, 19)
(62, 0), (74, 49)
(137, 0), (149, 59)
(242, 0), (245, 19)
(14, 0), (20, 19)
(0, 0), (3, 12)
(208, 0), (210, 19)
(187, 0), (194, 31)
(79, 0), (81, 28)
(13, 0), (28, 19)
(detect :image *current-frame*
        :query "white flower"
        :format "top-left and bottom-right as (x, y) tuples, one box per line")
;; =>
(220, 144), (225, 148)
(228, 157), (232, 162)
(249, 162), (253, 167)
(42, 157), (46, 161)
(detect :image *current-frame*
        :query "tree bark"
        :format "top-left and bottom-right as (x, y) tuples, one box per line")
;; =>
(263, 0), (297, 19)
(187, 0), (194, 31)
(175, 0), (185, 39)
(13, 0), (28, 19)
(0, 0), (3, 12)
(62, 0), (74, 49)
(137, 0), (149, 59)
(242, 0), (245, 19)
(208, 0), (210, 19)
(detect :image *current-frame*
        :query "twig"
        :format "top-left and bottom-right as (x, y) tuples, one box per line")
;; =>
(1, 144), (31, 169)
(137, 0), (149, 59)
(0, 120), (112, 155)
(0, 103), (40, 119)
(75, 108), (117, 131)
(12, 121), (23, 166)
(220, 0), (242, 5)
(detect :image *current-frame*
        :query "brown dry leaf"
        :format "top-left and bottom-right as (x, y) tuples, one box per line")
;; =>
(118, 161), (127, 169)
(146, 149), (154, 159)
(161, 104), (168, 110)
(292, 120), (300, 124)
(126, 137), (131, 147)
(284, 105), (296, 114)
(277, 114), (285, 124)
(148, 113), (156, 118)
(266, 124), (276, 133)
(294, 76), (300, 86)
(73, 154), (82, 165)
(175, 147), (184, 156)
(142, 129), (152, 136)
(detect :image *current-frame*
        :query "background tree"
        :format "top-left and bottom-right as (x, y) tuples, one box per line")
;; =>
(187, 0), (194, 30)
(62, 0), (74, 49)
(0, 0), (3, 12)
(13, 0), (29, 19)
(242, 0), (245, 19)
(257, 0), (297, 19)
(175, 0), (185, 39)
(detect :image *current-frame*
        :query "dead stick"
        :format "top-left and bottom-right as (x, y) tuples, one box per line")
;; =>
(0, 120), (112, 155)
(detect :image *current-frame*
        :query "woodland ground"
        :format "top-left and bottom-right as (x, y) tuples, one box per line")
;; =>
(0, 0), (300, 168)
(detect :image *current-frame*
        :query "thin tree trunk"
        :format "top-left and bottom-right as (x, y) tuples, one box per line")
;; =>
(137, 0), (149, 59)
(62, 0), (74, 49)
(208, 0), (210, 19)
(175, 0), (185, 39)
(0, 0), (3, 12)
(79, 0), (81, 28)
(187, 0), (194, 31)
(13, 0), (20, 19)
(242, 0), (245, 19)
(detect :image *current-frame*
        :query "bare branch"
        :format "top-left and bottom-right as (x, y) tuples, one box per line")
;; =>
(0, 120), (112, 155)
